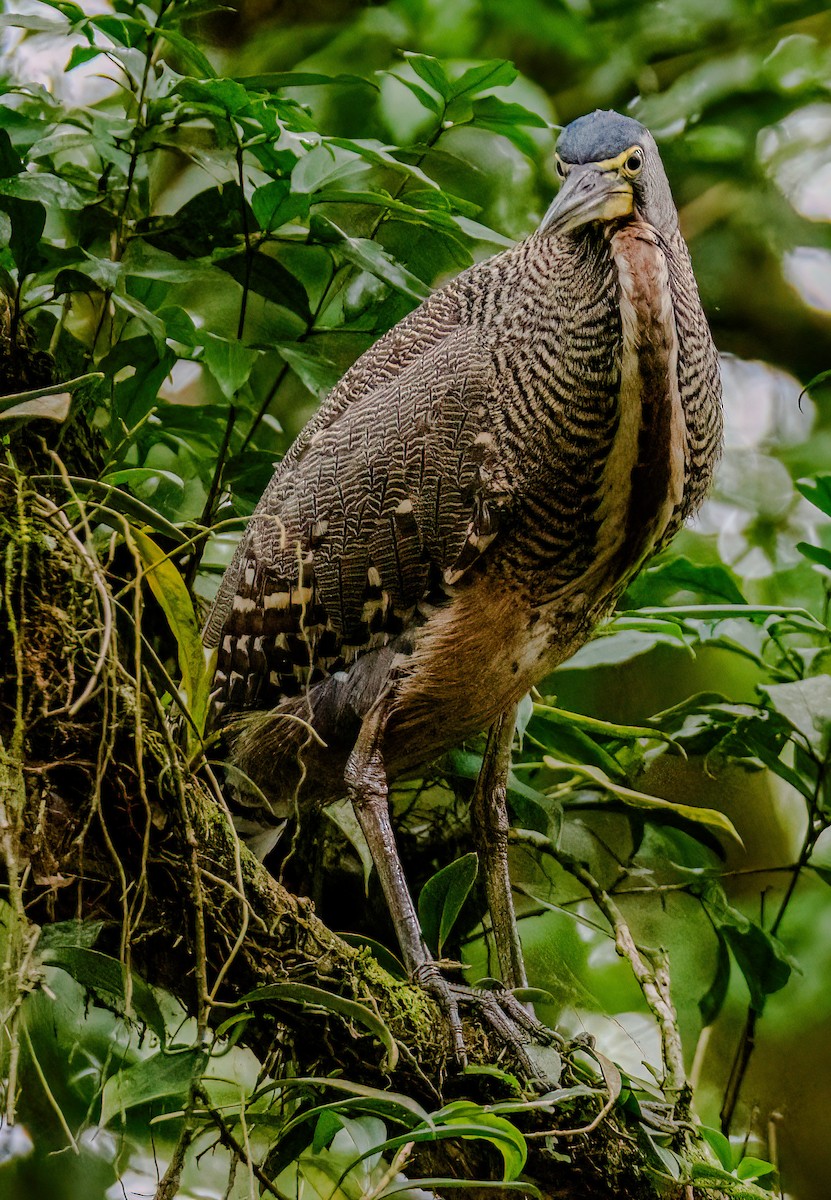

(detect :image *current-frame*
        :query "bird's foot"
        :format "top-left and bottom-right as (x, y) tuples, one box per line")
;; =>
(413, 961), (563, 1086)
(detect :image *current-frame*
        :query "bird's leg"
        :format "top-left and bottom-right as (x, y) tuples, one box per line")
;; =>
(345, 697), (558, 1081)
(470, 704), (528, 992)
(344, 694), (466, 1061)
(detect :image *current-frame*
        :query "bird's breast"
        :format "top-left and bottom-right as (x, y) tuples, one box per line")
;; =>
(589, 221), (687, 586)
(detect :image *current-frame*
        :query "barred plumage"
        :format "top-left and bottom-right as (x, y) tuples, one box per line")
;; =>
(203, 110), (722, 1062)
(204, 117), (721, 822)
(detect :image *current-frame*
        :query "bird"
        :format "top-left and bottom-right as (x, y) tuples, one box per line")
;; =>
(203, 109), (723, 1067)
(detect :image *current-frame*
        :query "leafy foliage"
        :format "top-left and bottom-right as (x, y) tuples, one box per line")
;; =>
(2, 1), (831, 1198)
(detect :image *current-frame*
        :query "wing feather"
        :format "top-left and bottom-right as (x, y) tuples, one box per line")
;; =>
(204, 287), (514, 711)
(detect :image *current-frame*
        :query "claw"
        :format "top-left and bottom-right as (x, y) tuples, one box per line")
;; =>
(413, 969), (562, 1086)
(414, 960), (468, 1064)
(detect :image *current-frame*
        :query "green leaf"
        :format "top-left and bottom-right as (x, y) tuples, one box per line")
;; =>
(388, 72), (445, 117)
(796, 473), (831, 518)
(736, 1157), (776, 1181)
(526, 709), (628, 781)
(311, 214), (431, 301)
(468, 95), (550, 157)
(29, 475), (188, 545)
(251, 180), (309, 231)
(533, 703), (676, 747)
(402, 53), (451, 100)
(132, 529), (211, 737)
(2, 195), (46, 276)
(797, 541), (831, 569)
(276, 342), (341, 399)
(41, 947), (166, 1043)
(100, 1048), (206, 1127)
(157, 27), (217, 78)
(624, 556), (747, 607)
(101, 467), (185, 497)
(325, 798), (374, 891)
(695, 882), (792, 1013)
(88, 12), (145, 47)
(0, 171), (85, 210)
(434, 1100), (526, 1181)
(200, 334), (261, 400)
(471, 95), (548, 129)
(110, 289), (167, 349)
(144, 183), (248, 259)
(67, 44), (102, 71)
(462, 1064), (523, 1094)
(241, 983), (398, 1070)
(122, 240), (214, 284)
(0, 128), (23, 179)
(699, 1124), (734, 1170)
(0, 391), (70, 426)
(216, 252), (312, 320)
(336, 934), (406, 979)
(255, 1076), (432, 1128)
(759, 675), (831, 756)
(310, 189), (464, 234)
(384, 1182), (540, 1198)
(418, 852), (478, 957)
(443, 748), (555, 835)
(234, 72), (376, 91)
(0, 13), (67, 31)
(698, 931), (731, 1025)
(174, 77), (252, 116)
(690, 1162), (775, 1198)
(0, 371), (101, 415)
(38, 919), (103, 951)
(448, 60), (518, 100)
(563, 627), (688, 669)
(543, 756), (742, 844)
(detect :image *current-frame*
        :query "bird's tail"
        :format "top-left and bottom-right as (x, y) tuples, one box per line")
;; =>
(219, 642), (401, 827)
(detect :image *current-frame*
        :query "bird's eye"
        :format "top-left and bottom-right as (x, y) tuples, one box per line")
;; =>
(624, 148), (644, 174)
(555, 158), (566, 178)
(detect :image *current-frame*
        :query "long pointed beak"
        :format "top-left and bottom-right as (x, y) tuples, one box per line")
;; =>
(540, 165), (633, 235)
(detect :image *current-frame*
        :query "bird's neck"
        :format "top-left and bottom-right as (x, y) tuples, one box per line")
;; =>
(592, 220), (687, 579)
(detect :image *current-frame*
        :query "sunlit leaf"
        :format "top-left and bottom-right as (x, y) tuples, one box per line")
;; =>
(432, 1100), (527, 1180)
(448, 60), (519, 99)
(200, 333), (262, 400)
(624, 556), (747, 607)
(402, 53), (451, 100)
(0, 391), (70, 424)
(543, 756), (741, 843)
(132, 529), (210, 736)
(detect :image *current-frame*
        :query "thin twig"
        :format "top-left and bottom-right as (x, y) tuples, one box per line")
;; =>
(183, 404), (237, 591)
(511, 829), (687, 1101)
(525, 1088), (618, 1140)
(201, 1094), (283, 1199)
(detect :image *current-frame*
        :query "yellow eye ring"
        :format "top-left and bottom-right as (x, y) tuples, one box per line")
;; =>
(623, 147), (644, 175)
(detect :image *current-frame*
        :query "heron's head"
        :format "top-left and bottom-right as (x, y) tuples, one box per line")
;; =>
(540, 110), (677, 237)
